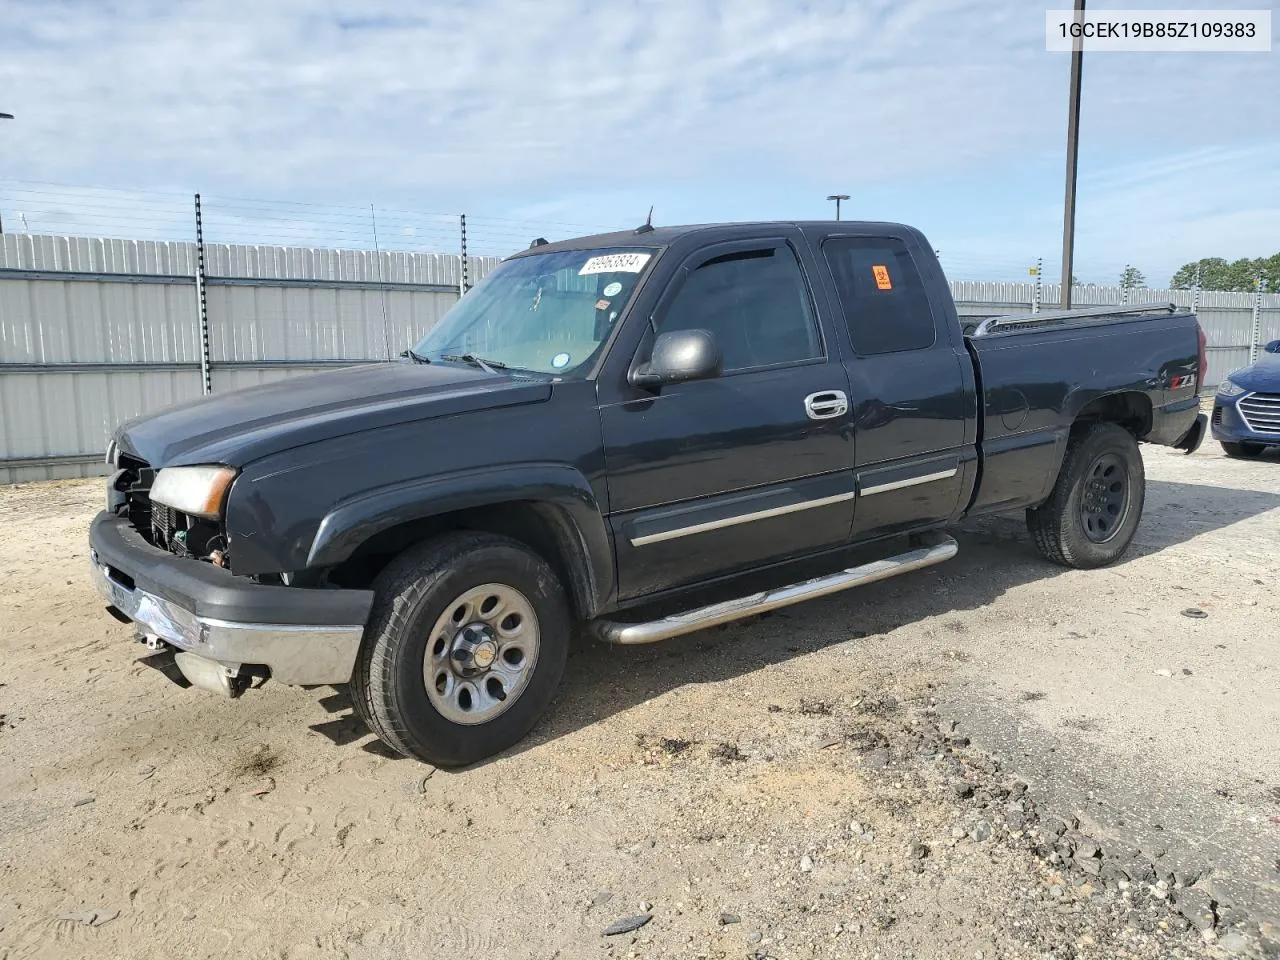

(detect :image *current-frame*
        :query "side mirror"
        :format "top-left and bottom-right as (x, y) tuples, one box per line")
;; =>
(630, 329), (722, 388)
(1265, 340), (1280, 355)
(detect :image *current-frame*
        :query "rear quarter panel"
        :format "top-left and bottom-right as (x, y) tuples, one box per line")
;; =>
(966, 312), (1200, 515)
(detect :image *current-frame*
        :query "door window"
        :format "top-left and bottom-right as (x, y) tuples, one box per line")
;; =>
(823, 238), (936, 355)
(655, 245), (822, 372)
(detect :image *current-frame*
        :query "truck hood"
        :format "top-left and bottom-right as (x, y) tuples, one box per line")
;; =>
(1229, 352), (1280, 393)
(115, 361), (552, 468)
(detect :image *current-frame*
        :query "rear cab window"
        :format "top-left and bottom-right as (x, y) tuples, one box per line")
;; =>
(822, 237), (937, 355)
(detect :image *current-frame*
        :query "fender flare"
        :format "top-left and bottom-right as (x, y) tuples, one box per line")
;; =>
(306, 462), (614, 617)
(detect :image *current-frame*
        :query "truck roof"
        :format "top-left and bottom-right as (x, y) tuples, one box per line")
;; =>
(506, 221), (919, 259)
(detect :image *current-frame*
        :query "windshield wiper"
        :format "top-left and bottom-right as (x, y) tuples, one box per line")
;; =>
(439, 353), (507, 374)
(399, 348), (431, 364)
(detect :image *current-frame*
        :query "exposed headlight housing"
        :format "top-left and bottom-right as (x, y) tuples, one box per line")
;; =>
(1216, 378), (1246, 398)
(150, 465), (238, 519)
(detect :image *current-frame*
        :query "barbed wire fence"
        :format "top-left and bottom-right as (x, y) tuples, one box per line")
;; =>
(0, 177), (1207, 288)
(0, 179), (626, 265)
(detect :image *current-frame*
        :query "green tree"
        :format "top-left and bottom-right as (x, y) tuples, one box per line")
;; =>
(1119, 265), (1146, 289)
(1171, 254), (1279, 292)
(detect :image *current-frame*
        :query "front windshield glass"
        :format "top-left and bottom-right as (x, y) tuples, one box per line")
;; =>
(415, 246), (657, 376)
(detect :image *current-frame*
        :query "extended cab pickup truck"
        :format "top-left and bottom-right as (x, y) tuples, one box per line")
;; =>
(91, 221), (1208, 765)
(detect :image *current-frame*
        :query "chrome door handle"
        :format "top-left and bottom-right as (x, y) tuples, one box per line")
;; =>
(804, 390), (849, 420)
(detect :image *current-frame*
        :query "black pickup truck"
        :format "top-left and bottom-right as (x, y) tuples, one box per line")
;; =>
(91, 221), (1207, 765)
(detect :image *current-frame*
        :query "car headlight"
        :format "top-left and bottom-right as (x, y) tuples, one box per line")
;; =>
(1216, 379), (1246, 398)
(150, 465), (238, 519)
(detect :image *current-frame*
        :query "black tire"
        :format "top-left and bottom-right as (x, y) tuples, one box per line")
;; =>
(1026, 422), (1145, 569)
(350, 532), (571, 766)
(1221, 440), (1264, 458)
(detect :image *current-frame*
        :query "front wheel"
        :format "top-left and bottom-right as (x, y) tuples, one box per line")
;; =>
(350, 532), (571, 766)
(1026, 422), (1145, 569)
(1221, 440), (1264, 459)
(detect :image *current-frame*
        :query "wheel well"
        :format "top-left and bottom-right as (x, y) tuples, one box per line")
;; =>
(324, 502), (595, 619)
(1072, 392), (1152, 439)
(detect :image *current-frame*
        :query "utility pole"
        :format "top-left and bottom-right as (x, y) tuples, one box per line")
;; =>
(1060, 0), (1085, 308)
(0, 112), (13, 235)
(826, 194), (849, 221)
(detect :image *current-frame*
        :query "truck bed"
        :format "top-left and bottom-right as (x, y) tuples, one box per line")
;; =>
(964, 304), (1203, 516)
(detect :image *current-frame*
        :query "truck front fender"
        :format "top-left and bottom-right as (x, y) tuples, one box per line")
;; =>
(305, 463), (614, 618)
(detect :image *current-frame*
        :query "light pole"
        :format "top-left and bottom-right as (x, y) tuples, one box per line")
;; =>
(0, 112), (12, 235)
(1060, 0), (1085, 307)
(826, 194), (849, 221)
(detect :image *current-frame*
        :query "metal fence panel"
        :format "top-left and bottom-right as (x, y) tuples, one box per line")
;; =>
(0, 367), (201, 483)
(2, 232), (1277, 483)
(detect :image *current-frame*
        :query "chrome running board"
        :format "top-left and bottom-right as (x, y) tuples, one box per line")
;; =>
(590, 532), (958, 645)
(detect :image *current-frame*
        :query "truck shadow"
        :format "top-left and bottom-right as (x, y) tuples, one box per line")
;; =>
(309, 477), (1280, 762)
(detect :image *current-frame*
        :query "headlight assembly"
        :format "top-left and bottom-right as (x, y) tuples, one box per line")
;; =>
(149, 465), (238, 519)
(1216, 379), (1246, 398)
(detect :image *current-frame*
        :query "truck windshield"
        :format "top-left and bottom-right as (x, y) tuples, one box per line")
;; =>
(414, 246), (657, 376)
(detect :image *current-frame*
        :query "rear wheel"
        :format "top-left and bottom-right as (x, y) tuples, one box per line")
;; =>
(1221, 440), (1264, 458)
(1026, 422), (1145, 569)
(350, 532), (571, 766)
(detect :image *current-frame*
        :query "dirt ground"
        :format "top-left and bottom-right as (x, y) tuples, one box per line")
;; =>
(1, 442), (1277, 960)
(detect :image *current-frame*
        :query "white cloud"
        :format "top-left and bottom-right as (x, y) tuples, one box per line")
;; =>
(1, 0), (1275, 268)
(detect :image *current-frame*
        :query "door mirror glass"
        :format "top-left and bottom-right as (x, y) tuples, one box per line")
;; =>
(630, 329), (722, 387)
(1264, 340), (1280, 354)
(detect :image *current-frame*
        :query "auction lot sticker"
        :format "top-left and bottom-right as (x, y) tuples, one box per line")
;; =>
(579, 253), (651, 276)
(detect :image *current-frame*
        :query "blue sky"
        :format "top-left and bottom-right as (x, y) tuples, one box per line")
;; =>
(0, 0), (1276, 283)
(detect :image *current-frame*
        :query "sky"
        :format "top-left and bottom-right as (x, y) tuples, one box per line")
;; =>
(0, 0), (1276, 283)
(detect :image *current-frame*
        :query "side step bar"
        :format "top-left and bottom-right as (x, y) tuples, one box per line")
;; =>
(590, 532), (958, 645)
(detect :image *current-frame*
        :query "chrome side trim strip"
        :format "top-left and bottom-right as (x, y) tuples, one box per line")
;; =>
(629, 490), (856, 547)
(591, 532), (958, 644)
(859, 467), (957, 497)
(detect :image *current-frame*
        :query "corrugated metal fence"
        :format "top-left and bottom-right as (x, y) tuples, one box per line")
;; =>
(0, 234), (500, 482)
(3, 234), (1277, 483)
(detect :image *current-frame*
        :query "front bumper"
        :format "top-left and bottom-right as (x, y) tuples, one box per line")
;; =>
(89, 512), (373, 686)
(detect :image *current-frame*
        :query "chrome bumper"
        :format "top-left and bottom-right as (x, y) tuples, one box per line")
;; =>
(90, 555), (364, 686)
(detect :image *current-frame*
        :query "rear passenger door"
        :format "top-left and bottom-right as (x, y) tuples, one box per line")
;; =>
(820, 235), (973, 540)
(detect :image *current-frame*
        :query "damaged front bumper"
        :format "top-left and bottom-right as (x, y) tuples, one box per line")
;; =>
(89, 512), (373, 694)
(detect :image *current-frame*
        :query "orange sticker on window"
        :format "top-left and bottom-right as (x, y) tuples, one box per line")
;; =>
(872, 264), (893, 290)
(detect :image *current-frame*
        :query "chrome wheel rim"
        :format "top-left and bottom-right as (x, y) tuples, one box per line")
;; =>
(423, 583), (540, 725)
(1079, 452), (1130, 543)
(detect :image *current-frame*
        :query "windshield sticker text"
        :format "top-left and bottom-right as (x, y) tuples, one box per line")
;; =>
(872, 264), (893, 290)
(579, 253), (651, 276)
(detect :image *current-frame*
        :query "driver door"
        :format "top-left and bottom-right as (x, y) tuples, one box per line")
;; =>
(598, 235), (857, 600)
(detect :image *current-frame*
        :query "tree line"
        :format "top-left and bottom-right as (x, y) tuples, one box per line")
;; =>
(1107, 255), (1279, 292)
(1169, 254), (1279, 292)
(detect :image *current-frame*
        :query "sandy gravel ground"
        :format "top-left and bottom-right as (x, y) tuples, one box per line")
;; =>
(1, 442), (1277, 960)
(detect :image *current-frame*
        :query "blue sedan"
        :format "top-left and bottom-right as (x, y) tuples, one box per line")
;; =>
(1212, 340), (1280, 457)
